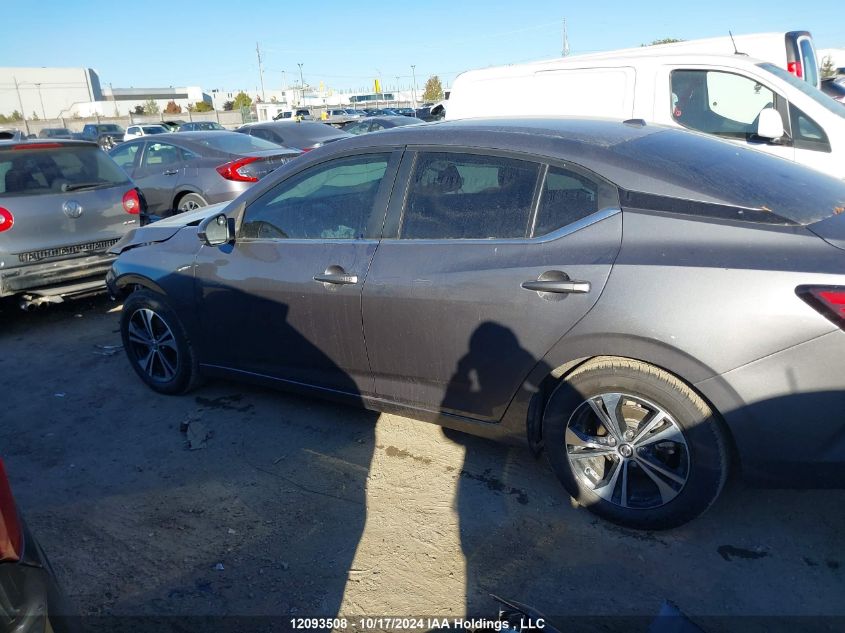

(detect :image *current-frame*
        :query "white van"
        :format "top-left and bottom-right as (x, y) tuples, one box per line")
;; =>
(446, 53), (845, 179)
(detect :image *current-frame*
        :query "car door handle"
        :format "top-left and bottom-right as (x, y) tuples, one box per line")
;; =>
(521, 278), (591, 294)
(163, 169), (178, 175)
(314, 271), (359, 285)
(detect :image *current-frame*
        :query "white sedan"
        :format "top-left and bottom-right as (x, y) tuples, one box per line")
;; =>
(124, 124), (169, 140)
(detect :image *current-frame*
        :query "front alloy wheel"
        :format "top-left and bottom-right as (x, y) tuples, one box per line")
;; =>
(126, 308), (180, 383)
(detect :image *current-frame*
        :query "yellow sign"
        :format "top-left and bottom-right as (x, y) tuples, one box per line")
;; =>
(374, 79), (382, 94)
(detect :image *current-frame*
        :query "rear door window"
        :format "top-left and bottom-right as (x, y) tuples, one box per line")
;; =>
(142, 142), (183, 168)
(533, 165), (619, 236)
(110, 143), (141, 171)
(400, 152), (540, 239)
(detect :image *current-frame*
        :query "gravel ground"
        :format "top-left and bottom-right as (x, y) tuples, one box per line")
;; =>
(1, 295), (843, 632)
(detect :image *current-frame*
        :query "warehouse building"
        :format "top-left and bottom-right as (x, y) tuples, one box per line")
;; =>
(0, 67), (102, 119)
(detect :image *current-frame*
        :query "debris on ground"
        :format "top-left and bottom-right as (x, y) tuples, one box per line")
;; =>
(93, 344), (122, 357)
(181, 416), (212, 450)
(214, 563), (225, 571)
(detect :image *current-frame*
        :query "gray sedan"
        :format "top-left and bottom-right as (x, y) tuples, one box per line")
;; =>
(107, 118), (845, 529)
(108, 131), (301, 217)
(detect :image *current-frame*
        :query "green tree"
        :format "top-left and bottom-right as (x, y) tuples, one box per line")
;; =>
(193, 101), (213, 112)
(422, 75), (444, 102)
(133, 105), (145, 115)
(821, 55), (837, 79)
(31, 111), (39, 121)
(222, 100), (234, 111)
(232, 91), (252, 111)
(10, 110), (22, 121)
(164, 100), (182, 114)
(0, 114), (8, 123)
(143, 99), (160, 115)
(643, 38), (684, 46)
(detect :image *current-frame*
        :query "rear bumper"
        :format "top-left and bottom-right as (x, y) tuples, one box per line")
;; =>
(696, 330), (845, 487)
(0, 253), (116, 298)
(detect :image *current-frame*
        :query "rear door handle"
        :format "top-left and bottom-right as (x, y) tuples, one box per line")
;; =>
(522, 271), (591, 294)
(163, 169), (178, 176)
(314, 265), (359, 285)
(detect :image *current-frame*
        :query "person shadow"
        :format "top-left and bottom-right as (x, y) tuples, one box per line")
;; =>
(440, 322), (556, 619)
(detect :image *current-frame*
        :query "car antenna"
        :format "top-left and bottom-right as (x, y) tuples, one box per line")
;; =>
(729, 31), (747, 56)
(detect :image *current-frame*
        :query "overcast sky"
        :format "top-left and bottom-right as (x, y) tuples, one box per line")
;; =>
(1, 0), (842, 94)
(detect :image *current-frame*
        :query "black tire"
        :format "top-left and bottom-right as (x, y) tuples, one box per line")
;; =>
(543, 357), (728, 530)
(120, 289), (201, 395)
(176, 193), (208, 213)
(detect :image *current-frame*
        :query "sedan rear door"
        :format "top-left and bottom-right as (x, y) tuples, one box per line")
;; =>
(362, 149), (623, 421)
(131, 141), (187, 214)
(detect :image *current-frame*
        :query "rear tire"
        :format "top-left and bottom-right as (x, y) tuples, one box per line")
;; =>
(176, 193), (208, 213)
(543, 357), (728, 530)
(120, 290), (200, 395)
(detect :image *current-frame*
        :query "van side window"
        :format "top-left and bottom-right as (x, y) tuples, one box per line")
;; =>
(400, 152), (540, 239)
(671, 70), (780, 140)
(533, 166), (618, 237)
(789, 103), (831, 152)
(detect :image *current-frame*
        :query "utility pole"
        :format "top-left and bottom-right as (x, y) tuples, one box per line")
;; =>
(395, 76), (400, 106)
(411, 65), (417, 110)
(12, 76), (29, 135)
(256, 42), (266, 102)
(35, 83), (46, 120)
(297, 63), (304, 106)
(562, 18), (570, 57)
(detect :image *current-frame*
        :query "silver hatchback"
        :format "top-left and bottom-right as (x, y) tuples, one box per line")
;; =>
(0, 139), (142, 306)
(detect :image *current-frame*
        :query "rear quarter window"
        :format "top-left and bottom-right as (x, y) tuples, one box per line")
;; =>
(0, 146), (129, 196)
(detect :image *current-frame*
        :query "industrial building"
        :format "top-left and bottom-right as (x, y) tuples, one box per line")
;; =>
(0, 67), (102, 119)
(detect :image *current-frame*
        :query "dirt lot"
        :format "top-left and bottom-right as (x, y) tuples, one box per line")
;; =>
(1, 295), (844, 632)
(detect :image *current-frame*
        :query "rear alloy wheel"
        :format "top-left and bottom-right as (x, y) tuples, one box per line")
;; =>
(543, 358), (728, 530)
(177, 193), (208, 213)
(120, 290), (199, 394)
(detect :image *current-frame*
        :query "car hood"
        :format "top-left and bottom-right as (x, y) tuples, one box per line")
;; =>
(109, 202), (229, 255)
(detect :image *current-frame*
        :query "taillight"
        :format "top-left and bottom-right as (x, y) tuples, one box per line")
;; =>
(0, 459), (23, 563)
(216, 156), (261, 182)
(123, 189), (141, 215)
(0, 207), (14, 233)
(797, 285), (845, 329)
(787, 61), (804, 79)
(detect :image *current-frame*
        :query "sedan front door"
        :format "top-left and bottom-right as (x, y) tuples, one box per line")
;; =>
(193, 149), (400, 395)
(132, 141), (185, 214)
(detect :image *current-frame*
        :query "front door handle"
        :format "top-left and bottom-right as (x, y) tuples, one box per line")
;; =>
(314, 265), (359, 285)
(521, 279), (591, 293)
(163, 169), (178, 176)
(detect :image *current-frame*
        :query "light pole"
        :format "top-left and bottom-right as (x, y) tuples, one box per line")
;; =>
(35, 83), (46, 120)
(297, 63), (304, 106)
(411, 65), (418, 111)
(394, 76), (400, 107)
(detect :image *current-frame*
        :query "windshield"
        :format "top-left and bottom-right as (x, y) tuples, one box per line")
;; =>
(758, 62), (845, 120)
(142, 126), (166, 134)
(99, 124), (125, 133)
(193, 133), (282, 153)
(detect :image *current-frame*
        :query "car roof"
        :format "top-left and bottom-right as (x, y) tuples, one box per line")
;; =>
(243, 121), (352, 140)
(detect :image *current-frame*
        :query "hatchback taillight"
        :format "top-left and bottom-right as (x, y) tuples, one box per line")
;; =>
(216, 156), (261, 182)
(797, 285), (845, 329)
(123, 189), (141, 215)
(787, 61), (804, 79)
(0, 207), (14, 233)
(0, 459), (22, 563)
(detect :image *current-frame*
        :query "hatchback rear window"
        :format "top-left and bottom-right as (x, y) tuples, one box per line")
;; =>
(0, 146), (129, 196)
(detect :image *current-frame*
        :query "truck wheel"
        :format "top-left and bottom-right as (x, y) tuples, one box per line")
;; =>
(543, 357), (729, 530)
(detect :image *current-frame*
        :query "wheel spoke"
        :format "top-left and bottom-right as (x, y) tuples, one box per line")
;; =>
(619, 460), (630, 508)
(127, 321), (152, 345)
(158, 351), (176, 380)
(635, 422), (685, 448)
(566, 426), (615, 457)
(157, 331), (177, 352)
(140, 309), (156, 339)
(592, 457), (623, 502)
(139, 349), (155, 375)
(635, 457), (682, 504)
(636, 453), (686, 486)
(587, 393), (625, 440)
(631, 411), (666, 444)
